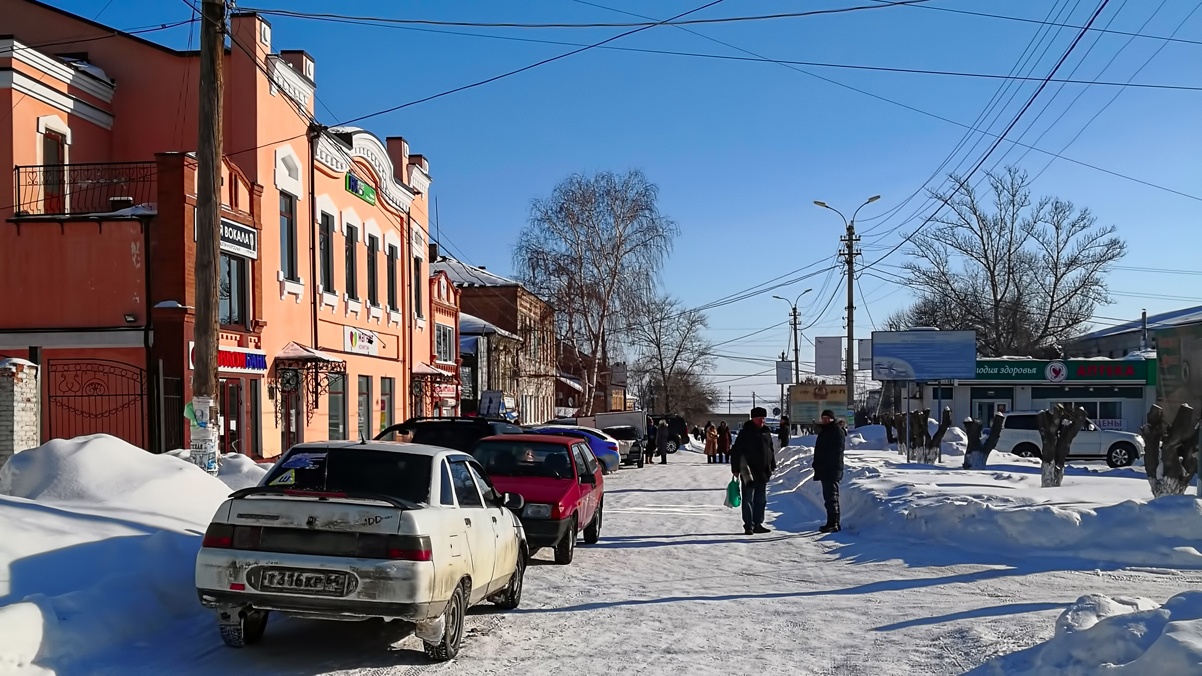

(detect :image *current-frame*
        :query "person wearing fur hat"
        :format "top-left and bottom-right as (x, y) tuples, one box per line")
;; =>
(729, 406), (777, 534)
(814, 409), (846, 533)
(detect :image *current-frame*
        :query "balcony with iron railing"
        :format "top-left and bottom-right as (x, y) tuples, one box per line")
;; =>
(13, 161), (156, 217)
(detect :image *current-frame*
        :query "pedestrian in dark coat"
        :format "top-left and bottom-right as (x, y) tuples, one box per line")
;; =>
(729, 407), (776, 535)
(778, 414), (791, 449)
(655, 419), (670, 464)
(813, 409), (846, 532)
(717, 421), (732, 464)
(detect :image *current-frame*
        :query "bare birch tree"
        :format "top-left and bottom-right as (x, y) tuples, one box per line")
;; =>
(627, 295), (716, 416)
(901, 167), (1126, 357)
(515, 170), (678, 414)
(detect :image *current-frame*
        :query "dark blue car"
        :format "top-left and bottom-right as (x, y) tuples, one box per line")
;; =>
(529, 425), (622, 474)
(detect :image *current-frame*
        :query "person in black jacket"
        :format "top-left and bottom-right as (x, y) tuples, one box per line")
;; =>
(813, 409), (846, 533)
(730, 406), (777, 535)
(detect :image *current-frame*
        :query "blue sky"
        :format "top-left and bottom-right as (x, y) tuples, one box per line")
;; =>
(61, 0), (1202, 409)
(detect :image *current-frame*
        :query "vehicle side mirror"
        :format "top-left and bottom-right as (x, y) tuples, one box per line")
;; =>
(579, 472), (596, 485)
(502, 492), (525, 511)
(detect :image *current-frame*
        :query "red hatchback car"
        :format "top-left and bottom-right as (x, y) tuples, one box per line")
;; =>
(470, 434), (604, 564)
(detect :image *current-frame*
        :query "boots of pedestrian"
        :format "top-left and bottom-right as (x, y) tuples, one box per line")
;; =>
(753, 525), (771, 534)
(818, 523), (841, 533)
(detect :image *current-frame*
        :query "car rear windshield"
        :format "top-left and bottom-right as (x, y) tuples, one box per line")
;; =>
(1003, 415), (1039, 430)
(376, 422), (493, 452)
(262, 448), (432, 504)
(603, 426), (639, 440)
(472, 440), (574, 479)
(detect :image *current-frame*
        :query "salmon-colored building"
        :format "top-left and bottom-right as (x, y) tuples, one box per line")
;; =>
(0, 1), (457, 458)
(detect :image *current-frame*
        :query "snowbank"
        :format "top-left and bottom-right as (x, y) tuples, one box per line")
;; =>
(771, 445), (1202, 568)
(976, 591), (1202, 674)
(0, 435), (237, 674)
(166, 447), (269, 491)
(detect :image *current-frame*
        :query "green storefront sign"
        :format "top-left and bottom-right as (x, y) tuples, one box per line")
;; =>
(974, 359), (1152, 384)
(345, 173), (377, 205)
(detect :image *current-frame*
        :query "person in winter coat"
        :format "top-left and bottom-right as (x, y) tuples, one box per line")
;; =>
(778, 414), (791, 449)
(729, 407), (777, 535)
(655, 419), (671, 465)
(717, 421), (732, 463)
(813, 409), (846, 533)
(704, 422), (718, 463)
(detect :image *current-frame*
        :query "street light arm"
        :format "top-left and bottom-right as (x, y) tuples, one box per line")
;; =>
(814, 201), (848, 225)
(850, 195), (882, 224)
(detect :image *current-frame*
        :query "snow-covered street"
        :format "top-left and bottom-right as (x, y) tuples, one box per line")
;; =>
(10, 442), (1193, 675)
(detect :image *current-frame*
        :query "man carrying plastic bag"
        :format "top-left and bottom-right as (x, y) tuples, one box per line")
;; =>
(729, 406), (777, 534)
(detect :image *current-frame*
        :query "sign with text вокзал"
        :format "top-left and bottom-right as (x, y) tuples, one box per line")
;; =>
(870, 330), (977, 382)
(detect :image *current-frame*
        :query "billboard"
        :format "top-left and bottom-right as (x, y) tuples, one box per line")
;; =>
(870, 330), (977, 381)
(788, 382), (848, 423)
(814, 336), (843, 376)
(1155, 322), (1202, 414)
(857, 339), (872, 370)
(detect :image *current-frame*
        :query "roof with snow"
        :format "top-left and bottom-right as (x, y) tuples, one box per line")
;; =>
(1075, 305), (1202, 342)
(459, 312), (518, 339)
(431, 256), (519, 288)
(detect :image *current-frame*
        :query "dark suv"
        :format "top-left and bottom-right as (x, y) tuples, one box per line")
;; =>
(375, 416), (524, 452)
(649, 415), (689, 454)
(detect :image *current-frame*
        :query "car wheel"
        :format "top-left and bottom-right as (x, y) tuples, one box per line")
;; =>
(665, 439), (679, 454)
(424, 582), (466, 662)
(584, 501), (603, 545)
(217, 608), (268, 648)
(1107, 442), (1136, 468)
(494, 548), (525, 610)
(554, 517), (577, 565)
(1014, 443), (1040, 459)
(636, 453), (644, 468)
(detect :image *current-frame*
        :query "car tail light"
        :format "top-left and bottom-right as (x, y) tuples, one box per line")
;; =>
(606, 442), (618, 451)
(386, 535), (432, 561)
(201, 523), (234, 548)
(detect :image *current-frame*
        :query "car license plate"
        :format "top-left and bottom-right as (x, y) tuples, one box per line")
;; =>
(259, 568), (348, 596)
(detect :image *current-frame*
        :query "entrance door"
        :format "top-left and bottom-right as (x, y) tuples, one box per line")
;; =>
(219, 378), (243, 455)
(281, 388), (301, 451)
(974, 400), (1010, 423)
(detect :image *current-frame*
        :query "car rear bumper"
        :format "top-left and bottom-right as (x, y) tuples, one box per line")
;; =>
(195, 548), (438, 620)
(520, 517), (572, 547)
(196, 588), (441, 621)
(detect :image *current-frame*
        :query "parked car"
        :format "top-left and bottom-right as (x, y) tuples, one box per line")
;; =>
(528, 425), (622, 473)
(601, 425), (645, 467)
(994, 411), (1144, 467)
(195, 440), (528, 661)
(375, 416), (523, 451)
(650, 415), (689, 453)
(470, 434), (605, 564)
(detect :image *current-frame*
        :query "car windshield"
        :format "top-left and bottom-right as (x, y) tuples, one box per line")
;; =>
(472, 441), (574, 479)
(261, 448), (432, 504)
(603, 426), (639, 440)
(538, 428), (594, 443)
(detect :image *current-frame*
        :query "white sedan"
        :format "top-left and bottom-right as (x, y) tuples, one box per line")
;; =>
(195, 440), (528, 661)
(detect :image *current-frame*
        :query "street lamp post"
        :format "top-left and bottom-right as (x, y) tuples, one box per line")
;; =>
(814, 195), (880, 412)
(773, 289), (812, 424)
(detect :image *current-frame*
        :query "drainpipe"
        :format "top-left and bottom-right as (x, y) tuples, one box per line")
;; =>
(307, 123), (323, 350)
(140, 213), (156, 450)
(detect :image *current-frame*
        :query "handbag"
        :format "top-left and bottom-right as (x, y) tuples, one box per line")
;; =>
(724, 478), (742, 508)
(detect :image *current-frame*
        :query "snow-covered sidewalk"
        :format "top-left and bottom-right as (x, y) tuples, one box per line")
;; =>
(3, 435), (1202, 674)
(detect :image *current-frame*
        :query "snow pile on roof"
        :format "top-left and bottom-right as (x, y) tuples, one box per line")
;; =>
(0, 435), (234, 673)
(770, 443), (1202, 568)
(977, 592), (1202, 674)
(432, 256), (518, 287)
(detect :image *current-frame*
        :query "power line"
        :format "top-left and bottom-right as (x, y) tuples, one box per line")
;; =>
(244, 1), (931, 30)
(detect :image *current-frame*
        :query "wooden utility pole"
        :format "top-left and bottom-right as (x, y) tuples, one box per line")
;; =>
(191, 0), (225, 474)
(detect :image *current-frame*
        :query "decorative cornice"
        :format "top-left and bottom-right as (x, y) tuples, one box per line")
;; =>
(1, 39), (115, 103)
(314, 135), (349, 173)
(348, 133), (415, 213)
(408, 164), (432, 195)
(0, 70), (113, 129)
(267, 55), (313, 108)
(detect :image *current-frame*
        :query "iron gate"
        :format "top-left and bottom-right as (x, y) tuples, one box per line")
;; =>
(47, 359), (147, 448)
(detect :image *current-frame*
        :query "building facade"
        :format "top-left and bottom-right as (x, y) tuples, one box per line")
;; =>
(432, 257), (554, 424)
(458, 312), (520, 418)
(921, 357), (1156, 433)
(0, 3), (454, 457)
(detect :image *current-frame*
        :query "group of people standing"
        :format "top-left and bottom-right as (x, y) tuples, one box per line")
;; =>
(701, 421), (733, 463)
(727, 406), (846, 535)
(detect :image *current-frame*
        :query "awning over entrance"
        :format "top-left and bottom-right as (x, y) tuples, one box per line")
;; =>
(272, 342), (346, 425)
(557, 373), (584, 392)
(413, 362), (452, 377)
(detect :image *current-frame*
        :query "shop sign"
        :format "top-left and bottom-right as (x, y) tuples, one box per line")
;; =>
(434, 382), (459, 399)
(1097, 419), (1124, 430)
(343, 326), (379, 355)
(975, 359), (1147, 383)
(188, 342), (268, 373)
(345, 173), (377, 206)
(220, 219), (258, 259)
